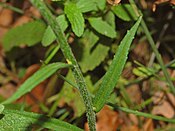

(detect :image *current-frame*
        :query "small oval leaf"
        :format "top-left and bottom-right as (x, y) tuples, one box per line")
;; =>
(76, 0), (97, 13)
(88, 17), (117, 38)
(64, 2), (84, 37)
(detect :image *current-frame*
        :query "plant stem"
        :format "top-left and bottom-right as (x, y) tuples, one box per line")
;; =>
(0, 2), (24, 14)
(30, 0), (96, 130)
(44, 44), (60, 65)
(108, 103), (175, 123)
(129, 0), (175, 94)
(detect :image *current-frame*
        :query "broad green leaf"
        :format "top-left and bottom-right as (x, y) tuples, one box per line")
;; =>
(64, 2), (84, 37)
(88, 17), (117, 38)
(76, 0), (97, 13)
(0, 108), (83, 131)
(3, 21), (46, 51)
(93, 16), (142, 112)
(112, 4), (138, 21)
(1, 62), (71, 104)
(94, 0), (106, 10)
(42, 14), (68, 47)
(104, 11), (116, 29)
(76, 30), (109, 73)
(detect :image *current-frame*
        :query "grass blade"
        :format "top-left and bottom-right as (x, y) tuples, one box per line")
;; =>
(108, 103), (175, 123)
(0, 107), (83, 131)
(128, 0), (175, 94)
(93, 16), (142, 112)
(1, 62), (71, 104)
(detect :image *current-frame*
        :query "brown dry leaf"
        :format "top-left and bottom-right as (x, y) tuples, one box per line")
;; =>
(166, 93), (175, 107)
(143, 119), (154, 131)
(153, 0), (175, 11)
(27, 6), (41, 18)
(107, 0), (121, 5)
(0, 9), (13, 27)
(126, 84), (142, 104)
(132, 41), (150, 64)
(121, 125), (140, 131)
(85, 106), (123, 131)
(129, 114), (139, 125)
(152, 91), (165, 105)
(170, 0), (175, 4)
(0, 83), (16, 99)
(13, 15), (32, 27)
(152, 100), (175, 118)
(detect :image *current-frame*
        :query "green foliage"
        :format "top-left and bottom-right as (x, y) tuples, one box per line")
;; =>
(57, 70), (94, 117)
(94, 0), (106, 10)
(104, 11), (116, 29)
(112, 4), (138, 21)
(42, 14), (68, 46)
(1, 63), (72, 105)
(77, 30), (109, 73)
(64, 2), (84, 37)
(0, 104), (4, 114)
(88, 17), (117, 38)
(108, 104), (175, 123)
(93, 16), (142, 112)
(2, 0), (173, 130)
(0, 107), (83, 131)
(3, 20), (46, 51)
(76, 0), (97, 13)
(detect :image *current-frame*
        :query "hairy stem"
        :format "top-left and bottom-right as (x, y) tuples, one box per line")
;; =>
(30, 0), (96, 130)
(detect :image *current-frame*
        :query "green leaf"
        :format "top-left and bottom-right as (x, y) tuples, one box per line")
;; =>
(1, 62), (71, 104)
(76, 0), (97, 13)
(0, 108), (83, 131)
(2, 20), (46, 51)
(64, 2), (84, 37)
(42, 14), (68, 47)
(112, 4), (138, 21)
(133, 67), (153, 77)
(93, 16), (142, 112)
(57, 70), (94, 117)
(88, 17), (117, 38)
(76, 30), (109, 73)
(94, 0), (106, 10)
(0, 104), (4, 114)
(104, 11), (116, 29)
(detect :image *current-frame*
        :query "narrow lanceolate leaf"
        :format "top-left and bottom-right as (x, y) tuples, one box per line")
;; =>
(3, 20), (46, 51)
(0, 108), (83, 131)
(88, 17), (117, 38)
(93, 16), (142, 112)
(1, 63), (71, 104)
(64, 2), (84, 37)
